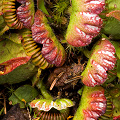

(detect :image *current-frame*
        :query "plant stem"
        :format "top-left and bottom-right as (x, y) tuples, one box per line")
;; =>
(32, 68), (41, 87)
(37, 0), (49, 15)
(0, 25), (9, 36)
(36, 77), (53, 100)
(81, 48), (91, 58)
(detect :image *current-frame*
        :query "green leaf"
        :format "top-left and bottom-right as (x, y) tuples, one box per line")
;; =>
(117, 59), (120, 79)
(36, 78), (53, 100)
(102, 17), (120, 39)
(9, 85), (39, 108)
(77, 87), (83, 96)
(0, 62), (38, 84)
(14, 85), (38, 103)
(3, 31), (23, 44)
(37, 0), (49, 15)
(106, 10), (120, 21)
(0, 38), (34, 76)
(109, 86), (120, 118)
(0, 1), (3, 16)
(111, 41), (120, 59)
(0, 39), (27, 64)
(105, 0), (120, 12)
(0, 16), (9, 36)
(0, 16), (5, 28)
(9, 94), (25, 108)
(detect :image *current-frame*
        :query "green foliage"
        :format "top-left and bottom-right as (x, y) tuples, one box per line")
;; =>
(0, 0), (120, 119)
(53, 0), (68, 15)
(109, 85), (120, 118)
(0, 16), (5, 28)
(7, 86), (15, 95)
(3, 29), (25, 44)
(0, 16), (9, 36)
(111, 41), (120, 59)
(102, 17), (120, 39)
(37, 0), (49, 15)
(105, 0), (120, 12)
(0, 38), (38, 84)
(9, 93), (26, 108)
(53, 0), (69, 25)
(36, 79), (53, 100)
(117, 59), (120, 79)
(0, 108), (4, 116)
(0, 39), (26, 64)
(77, 87), (83, 96)
(0, 61), (38, 84)
(9, 85), (39, 108)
